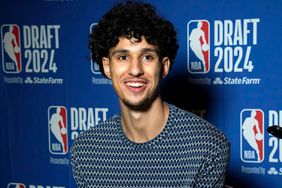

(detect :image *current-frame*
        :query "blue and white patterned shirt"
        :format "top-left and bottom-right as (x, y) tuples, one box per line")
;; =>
(71, 104), (230, 188)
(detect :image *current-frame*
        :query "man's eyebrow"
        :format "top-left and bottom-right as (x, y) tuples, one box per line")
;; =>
(110, 48), (159, 57)
(110, 49), (129, 57)
(141, 48), (159, 54)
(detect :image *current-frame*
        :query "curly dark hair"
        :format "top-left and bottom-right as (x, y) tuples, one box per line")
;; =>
(89, 1), (179, 77)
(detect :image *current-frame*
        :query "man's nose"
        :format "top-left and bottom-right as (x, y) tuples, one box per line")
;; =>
(128, 58), (144, 76)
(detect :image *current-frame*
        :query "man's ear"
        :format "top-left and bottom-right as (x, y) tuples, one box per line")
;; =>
(102, 57), (111, 79)
(161, 57), (171, 78)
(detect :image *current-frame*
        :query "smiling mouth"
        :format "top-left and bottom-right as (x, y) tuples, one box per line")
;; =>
(126, 82), (145, 87)
(124, 80), (148, 92)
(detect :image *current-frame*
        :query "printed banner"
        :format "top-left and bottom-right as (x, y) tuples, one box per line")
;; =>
(1, 0), (282, 188)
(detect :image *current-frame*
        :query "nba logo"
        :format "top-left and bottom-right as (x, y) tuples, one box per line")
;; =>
(1, 24), (22, 73)
(90, 23), (101, 74)
(240, 109), (264, 163)
(48, 106), (68, 154)
(187, 20), (210, 73)
(7, 183), (26, 188)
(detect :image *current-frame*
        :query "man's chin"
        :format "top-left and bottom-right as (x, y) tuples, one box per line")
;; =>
(121, 90), (159, 112)
(122, 99), (152, 112)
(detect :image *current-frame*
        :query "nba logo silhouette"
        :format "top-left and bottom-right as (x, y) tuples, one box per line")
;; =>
(240, 109), (264, 163)
(90, 23), (101, 74)
(7, 183), (26, 188)
(48, 106), (68, 154)
(1, 24), (22, 73)
(187, 20), (210, 73)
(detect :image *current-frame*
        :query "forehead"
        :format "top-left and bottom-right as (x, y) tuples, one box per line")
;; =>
(110, 36), (158, 54)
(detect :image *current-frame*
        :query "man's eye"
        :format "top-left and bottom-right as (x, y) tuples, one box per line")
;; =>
(142, 55), (154, 61)
(118, 55), (128, 60)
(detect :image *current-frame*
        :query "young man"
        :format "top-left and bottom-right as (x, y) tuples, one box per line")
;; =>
(71, 1), (230, 187)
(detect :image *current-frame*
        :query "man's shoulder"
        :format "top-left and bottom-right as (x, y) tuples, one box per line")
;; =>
(169, 104), (212, 127)
(71, 115), (120, 148)
(169, 104), (230, 150)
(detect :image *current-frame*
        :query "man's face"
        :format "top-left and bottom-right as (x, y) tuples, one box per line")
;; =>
(102, 36), (170, 109)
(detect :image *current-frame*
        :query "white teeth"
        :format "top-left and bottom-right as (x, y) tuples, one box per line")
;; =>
(126, 82), (144, 87)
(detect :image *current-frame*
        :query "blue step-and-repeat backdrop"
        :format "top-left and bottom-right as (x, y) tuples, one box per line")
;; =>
(1, 0), (282, 187)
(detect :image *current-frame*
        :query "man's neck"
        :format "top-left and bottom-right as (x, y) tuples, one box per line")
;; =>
(120, 99), (169, 143)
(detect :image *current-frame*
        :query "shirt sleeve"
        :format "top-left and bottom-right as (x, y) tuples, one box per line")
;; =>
(193, 140), (231, 188)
